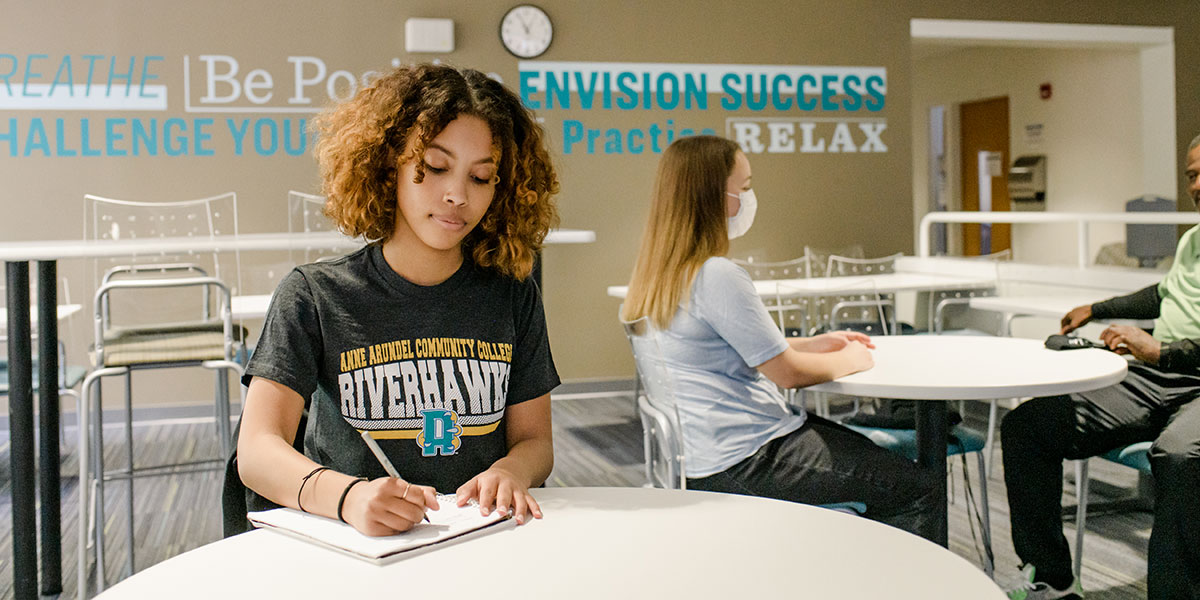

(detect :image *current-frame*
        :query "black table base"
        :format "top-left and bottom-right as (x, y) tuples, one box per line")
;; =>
(6, 260), (64, 599)
(915, 401), (950, 547)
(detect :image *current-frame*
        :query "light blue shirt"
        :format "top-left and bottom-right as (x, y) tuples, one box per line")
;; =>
(653, 257), (804, 477)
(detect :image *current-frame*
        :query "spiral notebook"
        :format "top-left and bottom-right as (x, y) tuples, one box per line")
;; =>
(247, 494), (513, 564)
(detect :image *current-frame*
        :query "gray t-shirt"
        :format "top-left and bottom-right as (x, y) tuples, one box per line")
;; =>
(655, 256), (804, 477)
(244, 244), (560, 492)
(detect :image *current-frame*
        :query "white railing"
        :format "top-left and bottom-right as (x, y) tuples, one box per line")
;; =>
(918, 211), (1200, 268)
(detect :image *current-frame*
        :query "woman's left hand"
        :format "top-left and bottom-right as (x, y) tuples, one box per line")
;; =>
(803, 330), (875, 353)
(455, 466), (543, 525)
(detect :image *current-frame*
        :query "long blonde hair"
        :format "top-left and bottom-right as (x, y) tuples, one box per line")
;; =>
(621, 136), (739, 328)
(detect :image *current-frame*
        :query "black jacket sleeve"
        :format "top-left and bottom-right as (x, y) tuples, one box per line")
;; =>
(1089, 283), (1200, 372)
(1089, 284), (1161, 321)
(1159, 339), (1200, 372)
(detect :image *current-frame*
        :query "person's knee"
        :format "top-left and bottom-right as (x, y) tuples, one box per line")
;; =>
(1002, 397), (1045, 443)
(1150, 433), (1200, 475)
(1002, 396), (1071, 446)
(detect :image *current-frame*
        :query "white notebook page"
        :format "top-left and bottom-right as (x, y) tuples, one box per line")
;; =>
(248, 494), (510, 562)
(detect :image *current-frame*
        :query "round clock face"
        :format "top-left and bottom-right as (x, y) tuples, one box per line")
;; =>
(500, 5), (553, 59)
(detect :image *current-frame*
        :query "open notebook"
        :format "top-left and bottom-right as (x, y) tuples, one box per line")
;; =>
(247, 494), (512, 564)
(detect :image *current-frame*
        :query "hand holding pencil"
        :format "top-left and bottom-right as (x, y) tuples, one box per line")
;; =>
(337, 431), (439, 536)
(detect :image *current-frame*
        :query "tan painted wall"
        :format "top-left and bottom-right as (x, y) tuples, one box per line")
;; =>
(3, 1), (1199, 409)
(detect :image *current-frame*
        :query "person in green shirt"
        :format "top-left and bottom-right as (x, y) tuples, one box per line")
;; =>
(1002, 134), (1200, 600)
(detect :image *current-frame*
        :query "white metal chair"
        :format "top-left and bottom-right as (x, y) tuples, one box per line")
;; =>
(622, 317), (687, 490)
(287, 190), (340, 264)
(798, 253), (905, 419)
(823, 253), (905, 335)
(731, 255), (815, 335)
(730, 255), (811, 280)
(78, 193), (246, 595)
(621, 315), (868, 516)
(802, 244), (865, 278)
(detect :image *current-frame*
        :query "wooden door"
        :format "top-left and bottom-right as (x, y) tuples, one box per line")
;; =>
(960, 97), (1011, 256)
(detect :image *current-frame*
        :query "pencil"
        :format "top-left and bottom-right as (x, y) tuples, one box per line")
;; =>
(359, 430), (430, 523)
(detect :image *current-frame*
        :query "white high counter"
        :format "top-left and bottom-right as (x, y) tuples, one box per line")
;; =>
(0, 228), (596, 262)
(917, 211), (1200, 268)
(606, 270), (996, 300)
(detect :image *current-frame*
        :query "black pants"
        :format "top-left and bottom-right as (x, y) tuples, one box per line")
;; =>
(687, 414), (941, 542)
(1002, 363), (1200, 599)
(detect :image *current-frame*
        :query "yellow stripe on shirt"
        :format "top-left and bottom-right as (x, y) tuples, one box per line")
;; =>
(365, 421), (501, 440)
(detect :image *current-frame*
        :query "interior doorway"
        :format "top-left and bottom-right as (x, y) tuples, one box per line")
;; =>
(910, 19), (1176, 263)
(960, 96), (1011, 256)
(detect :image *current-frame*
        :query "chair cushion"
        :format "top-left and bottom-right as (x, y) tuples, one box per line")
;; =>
(1100, 441), (1152, 473)
(97, 320), (247, 367)
(101, 328), (233, 366)
(106, 319), (229, 338)
(817, 501), (867, 515)
(844, 424), (986, 461)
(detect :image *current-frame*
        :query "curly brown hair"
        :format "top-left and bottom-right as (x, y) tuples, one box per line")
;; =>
(313, 63), (559, 280)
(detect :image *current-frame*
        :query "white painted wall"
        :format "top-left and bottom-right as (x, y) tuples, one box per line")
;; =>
(911, 45), (1174, 265)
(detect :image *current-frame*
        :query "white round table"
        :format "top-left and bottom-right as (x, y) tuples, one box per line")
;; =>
(809, 335), (1128, 400)
(97, 487), (1004, 599)
(807, 335), (1129, 545)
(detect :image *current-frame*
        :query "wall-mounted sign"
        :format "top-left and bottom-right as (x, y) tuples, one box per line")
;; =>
(1024, 123), (1044, 146)
(517, 60), (888, 156)
(1, 55), (890, 160)
(0, 52), (397, 159)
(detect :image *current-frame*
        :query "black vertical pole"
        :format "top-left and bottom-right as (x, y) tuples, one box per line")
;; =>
(915, 400), (949, 547)
(38, 261), (63, 595)
(7, 261), (39, 599)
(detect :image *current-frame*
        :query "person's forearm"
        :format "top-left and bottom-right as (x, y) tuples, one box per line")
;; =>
(491, 436), (554, 489)
(238, 432), (358, 519)
(778, 348), (862, 388)
(1091, 284), (1161, 320)
(786, 336), (815, 352)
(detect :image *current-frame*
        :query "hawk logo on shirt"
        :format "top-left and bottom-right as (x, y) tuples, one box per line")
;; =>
(417, 409), (462, 456)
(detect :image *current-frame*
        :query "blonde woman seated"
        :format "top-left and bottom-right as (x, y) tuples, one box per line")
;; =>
(621, 135), (938, 540)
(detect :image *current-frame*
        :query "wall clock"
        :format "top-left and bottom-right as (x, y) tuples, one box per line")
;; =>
(500, 5), (553, 59)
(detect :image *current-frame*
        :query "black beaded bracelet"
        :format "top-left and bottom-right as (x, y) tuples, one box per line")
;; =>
(297, 466), (331, 514)
(337, 477), (368, 523)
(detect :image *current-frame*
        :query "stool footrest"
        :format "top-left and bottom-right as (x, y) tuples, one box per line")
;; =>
(101, 459), (223, 481)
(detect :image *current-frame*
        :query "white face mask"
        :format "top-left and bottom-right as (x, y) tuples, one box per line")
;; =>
(726, 189), (757, 239)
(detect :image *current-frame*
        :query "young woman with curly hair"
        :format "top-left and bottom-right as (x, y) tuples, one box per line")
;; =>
(622, 136), (939, 541)
(235, 63), (560, 536)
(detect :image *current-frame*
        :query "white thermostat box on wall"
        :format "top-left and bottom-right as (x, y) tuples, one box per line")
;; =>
(405, 18), (455, 53)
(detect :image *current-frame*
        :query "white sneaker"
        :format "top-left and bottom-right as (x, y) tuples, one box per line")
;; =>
(1006, 564), (1082, 600)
